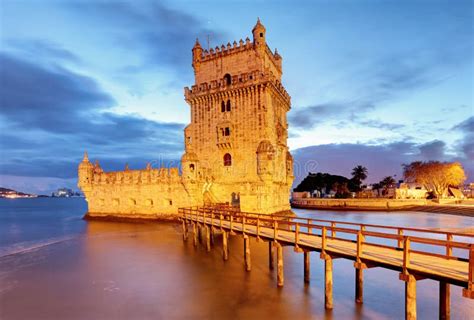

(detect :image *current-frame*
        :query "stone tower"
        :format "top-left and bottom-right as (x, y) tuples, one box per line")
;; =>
(183, 19), (294, 214)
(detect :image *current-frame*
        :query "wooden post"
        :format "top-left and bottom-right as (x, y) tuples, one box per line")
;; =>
(198, 224), (202, 244)
(403, 237), (411, 274)
(304, 251), (310, 284)
(205, 225), (211, 252)
(355, 268), (363, 304)
(182, 220), (188, 241)
(331, 222), (336, 238)
(307, 219), (312, 234)
(277, 242), (284, 287)
(439, 281), (450, 320)
(462, 244), (474, 298)
(222, 230), (229, 261)
(242, 216), (246, 234)
(405, 274), (417, 320)
(295, 224), (300, 245)
(398, 229), (404, 249)
(325, 256), (333, 309)
(193, 222), (197, 247)
(274, 220), (279, 240)
(446, 234), (453, 257)
(244, 235), (251, 271)
(321, 227), (327, 255)
(210, 227), (215, 246)
(269, 241), (275, 270)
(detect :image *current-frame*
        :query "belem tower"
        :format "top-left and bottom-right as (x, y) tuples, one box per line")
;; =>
(78, 20), (294, 219)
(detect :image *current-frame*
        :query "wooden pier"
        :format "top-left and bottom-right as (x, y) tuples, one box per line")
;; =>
(178, 206), (474, 320)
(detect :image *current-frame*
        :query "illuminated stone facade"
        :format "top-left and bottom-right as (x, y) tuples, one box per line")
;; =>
(78, 20), (294, 218)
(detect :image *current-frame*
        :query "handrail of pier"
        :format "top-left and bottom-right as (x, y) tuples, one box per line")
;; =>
(178, 206), (474, 276)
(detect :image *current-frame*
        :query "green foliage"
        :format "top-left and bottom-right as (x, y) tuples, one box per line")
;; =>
(294, 172), (357, 196)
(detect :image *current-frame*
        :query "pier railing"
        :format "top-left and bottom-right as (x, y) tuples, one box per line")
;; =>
(178, 206), (474, 319)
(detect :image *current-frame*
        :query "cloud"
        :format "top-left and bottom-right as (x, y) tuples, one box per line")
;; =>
(291, 140), (473, 188)
(0, 53), (185, 181)
(418, 140), (446, 159)
(64, 1), (227, 73)
(3, 39), (81, 65)
(0, 52), (114, 132)
(288, 101), (375, 130)
(289, 30), (472, 131)
(453, 116), (474, 160)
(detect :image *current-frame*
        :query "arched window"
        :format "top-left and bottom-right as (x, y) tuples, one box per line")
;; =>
(226, 100), (231, 111)
(224, 73), (231, 85)
(221, 101), (225, 112)
(223, 153), (232, 166)
(189, 164), (195, 172)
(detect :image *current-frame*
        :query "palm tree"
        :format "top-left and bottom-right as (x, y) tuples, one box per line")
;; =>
(351, 165), (368, 192)
(351, 165), (368, 182)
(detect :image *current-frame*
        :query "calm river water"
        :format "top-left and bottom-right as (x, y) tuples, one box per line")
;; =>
(1, 198), (473, 319)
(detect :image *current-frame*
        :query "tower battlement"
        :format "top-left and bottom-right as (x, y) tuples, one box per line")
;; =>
(184, 70), (290, 104)
(192, 19), (283, 85)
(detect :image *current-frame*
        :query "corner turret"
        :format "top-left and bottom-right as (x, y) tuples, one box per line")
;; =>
(192, 38), (203, 73)
(252, 18), (266, 48)
(78, 151), (94, 190)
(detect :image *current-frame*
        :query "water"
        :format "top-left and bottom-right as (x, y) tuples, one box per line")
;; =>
(1, 198), (473, 319)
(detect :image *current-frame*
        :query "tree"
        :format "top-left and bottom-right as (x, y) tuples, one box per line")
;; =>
(379, 176), (396, 196)
(351, 165), (368, 191)
(403, 161), (466, 198)
(372, 183), (381, 197)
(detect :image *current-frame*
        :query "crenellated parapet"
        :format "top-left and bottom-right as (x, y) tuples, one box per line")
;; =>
(184, 71), (290, 104)
(89, 167), (182, 186)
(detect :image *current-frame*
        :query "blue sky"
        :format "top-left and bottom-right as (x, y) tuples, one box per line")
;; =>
(0, 0), (473, 194)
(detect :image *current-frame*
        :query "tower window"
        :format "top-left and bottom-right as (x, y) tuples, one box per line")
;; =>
(223, 153), (232, 166)
(226, 100), (231, 111)
(221, 101), (225, 112)
(189, 164), (195, 171)
(224, 73), (231, 85)
(260, 33), (263, 37)
(224, 127), (230, 136)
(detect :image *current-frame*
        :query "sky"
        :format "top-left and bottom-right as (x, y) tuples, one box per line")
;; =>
(0, 0), (473, 194)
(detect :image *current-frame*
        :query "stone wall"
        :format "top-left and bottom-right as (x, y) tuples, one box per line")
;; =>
(291, 198), (428, 210)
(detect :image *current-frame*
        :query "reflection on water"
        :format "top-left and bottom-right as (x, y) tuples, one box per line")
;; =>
(1, 198), (473, 319)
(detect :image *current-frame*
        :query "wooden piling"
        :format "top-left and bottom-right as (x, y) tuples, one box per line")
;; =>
(210, 227), (215, 246)
(193, 223), (197, 247)
(355, 268), (363, 304)
(182, 220), (188, 241)
(269, 241), (274, 270)
(276, 242), (284, 287)
(304, 251), (310, 284)
(205, 225), (211, 252)
(244, 235), (251, 271)
(198, 224), (202, 244)
(405, 274), (417, 320)
(439, 281), (450, 320)
(325, 256), (333, 309)
(222, 230), (229, 261)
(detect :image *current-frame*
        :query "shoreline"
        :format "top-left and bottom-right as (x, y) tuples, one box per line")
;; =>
(291, 201), (474, 217)
(83, 212), (180, 223)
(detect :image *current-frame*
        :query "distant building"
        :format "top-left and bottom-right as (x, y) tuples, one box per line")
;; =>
(52, 188), (82, 197)
(395, 183), (428, 199)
